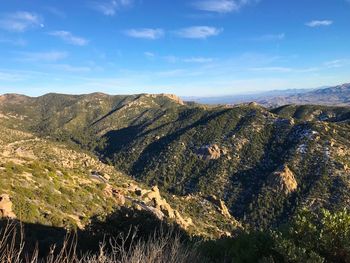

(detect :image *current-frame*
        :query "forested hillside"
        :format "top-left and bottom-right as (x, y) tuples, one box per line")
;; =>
(1, 91), (350, 231)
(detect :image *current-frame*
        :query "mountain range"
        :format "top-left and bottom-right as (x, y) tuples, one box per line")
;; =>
(1, 84), (350, 237)
(184, 83), (350, 107)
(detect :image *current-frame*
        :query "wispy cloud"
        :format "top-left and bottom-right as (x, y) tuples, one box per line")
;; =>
(49, 31), (89, 46)
(0, 71), (24, 81)
(0, 37), (27, 46)
(17, 51), (68, 62)
(192, 0), (259, 13)
(183, 57), (214, 63)
(0, 11), (44, 32)
(144, 52), (155, 58)
(174, 26), (222, 39)
(51, 64), (92, 73)
(124, 28), (164, 39)
(46, 7), (66, 18)
(253, 33), (285, 41)
(250, 66), (319, 73)
(164, 55), (214, 63)
(324, 59), (350, 68)
(305, 20), (333, 27)
(90, 0), (133, 16)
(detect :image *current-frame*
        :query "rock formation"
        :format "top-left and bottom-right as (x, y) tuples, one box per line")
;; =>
(146, 94), (185, 105)
(208, 195), (232, 218)
(143, 186), (176, 219)
(0, 194), (16, 218)
(140, 186), (193, 229)
(197, 144), (228, 160)
(268, 165), (298, 194)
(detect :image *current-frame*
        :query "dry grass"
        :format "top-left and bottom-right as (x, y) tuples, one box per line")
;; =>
(0, 221), (202, 263)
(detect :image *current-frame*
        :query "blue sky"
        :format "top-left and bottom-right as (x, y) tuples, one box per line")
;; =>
(0, 0), (349, 96)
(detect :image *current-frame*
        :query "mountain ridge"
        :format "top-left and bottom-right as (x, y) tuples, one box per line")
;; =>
(1, 87), (350, 232)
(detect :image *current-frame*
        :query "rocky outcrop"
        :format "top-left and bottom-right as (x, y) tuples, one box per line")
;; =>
(146, 94), (184, 105)
(143, 186), (176, 219)
(268, 165), (298, 194)
(161, 94), (184, 105)
(0, 194), (16, 219)
(208, 195), (232, 218)
(197, 144), (228, 160)
(135, 185), (193, 229)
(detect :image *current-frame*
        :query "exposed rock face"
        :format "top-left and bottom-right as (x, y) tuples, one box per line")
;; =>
(197, 144), (228, 160)
(208, 195), (232, 218)
(162, 94), (185, 105)
(141, 186), (193, 229)
(146, 94), (184, 105)
(0, 194), (16, 218)
(110, 184), (193, 230)
(268, 165), (298, 194)
(143, 186), (176, 219)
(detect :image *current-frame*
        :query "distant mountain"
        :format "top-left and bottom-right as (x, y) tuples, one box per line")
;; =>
(182, 88), (315, 105)
(183, 83), (350, 108)
(258, 83), (350, 107)
(1, 91), (350, 233)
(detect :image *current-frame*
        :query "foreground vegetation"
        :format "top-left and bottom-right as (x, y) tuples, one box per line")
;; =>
(1, 208), (350, 263)
(0, 222), (199, 263)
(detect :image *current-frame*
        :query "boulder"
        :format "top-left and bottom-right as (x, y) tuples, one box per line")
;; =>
(0, 194), (16, 219)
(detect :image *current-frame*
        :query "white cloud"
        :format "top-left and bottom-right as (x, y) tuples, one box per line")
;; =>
(164, 55), (214, 63)
(0, 11), (44, 32)
(192, 0), (259, 13)
(174, 26), (222, 39)
(0, 37), (26, 46)
(49, 31), (89, 46)
(0, 71), (24, 81)
(52, 64), (92, 73)
(144, 52), (155, 58)
(324, 59), (350, 68)
(253, 33), (285, 41)
(305, 20), (333, 27)
(250, 66), (319, 73)
(17, 51), (68, 62)
(124, 28), (164, 39)
(250, 67), (293, 73)
(183, 57), (214, 63)
(46, 7), (66, 18)
(90, 0), (133, 16)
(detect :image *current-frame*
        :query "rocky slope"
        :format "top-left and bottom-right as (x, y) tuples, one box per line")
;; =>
(0, 115), (238, 238)
(1, 91), (350, 231)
